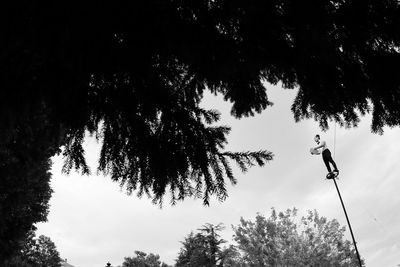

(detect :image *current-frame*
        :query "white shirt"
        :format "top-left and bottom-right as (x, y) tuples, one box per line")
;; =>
(317, 140), (327, 152)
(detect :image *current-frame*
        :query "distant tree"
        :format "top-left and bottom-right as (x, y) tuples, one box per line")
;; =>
(121, 251), (171, 267)
(216, 245), (244, 267)
(233, 208), (365, 266)
(176, 232), (210, 267)
(31, 235), (62, 267)
(176, 223), (242, 267)
(4, 231), (61, 267)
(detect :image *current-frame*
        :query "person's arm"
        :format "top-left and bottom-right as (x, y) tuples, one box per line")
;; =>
(314, 140), (326, 150)
(310, 147), (321, 155)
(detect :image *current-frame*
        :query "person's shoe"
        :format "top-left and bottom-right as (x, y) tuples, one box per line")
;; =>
(333, 170), (339, 179)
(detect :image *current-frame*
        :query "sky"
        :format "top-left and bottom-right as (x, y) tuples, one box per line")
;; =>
(36, 84), (400, 267)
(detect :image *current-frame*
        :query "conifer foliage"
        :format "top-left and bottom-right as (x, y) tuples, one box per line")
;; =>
(176, 223), (241, 267)
(5, 231), (62, 267)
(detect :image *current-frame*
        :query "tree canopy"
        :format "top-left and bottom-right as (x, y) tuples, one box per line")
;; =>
(233, 208), (364, 266)
(1, 0), (399, 263)
(174, 208), (364, 266)
(2, 0), (399, 202)
(120, 251), (170, 267)
(175, 223), (241, 267)
(4, 231), (62, 267)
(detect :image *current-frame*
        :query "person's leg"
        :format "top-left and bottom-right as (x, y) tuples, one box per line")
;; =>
(325, 150), (339, 172)
(330, 159), (339, 172)
(322, 150), (332, 172)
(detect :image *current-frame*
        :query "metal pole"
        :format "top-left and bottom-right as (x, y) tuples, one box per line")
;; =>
(333, 179), (362, 267)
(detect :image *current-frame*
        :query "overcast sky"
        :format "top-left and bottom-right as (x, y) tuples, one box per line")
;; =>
(36, 84), (400, 267)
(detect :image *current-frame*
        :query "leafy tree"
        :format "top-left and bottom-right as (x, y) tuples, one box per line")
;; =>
(0, 109), (62, 262)
(233, 208), (365, 266)
(121, 251), (170, 267)
(217, 245), (244, 267)
(2, 0), (399, 262)
(176, 223), (242, 267)
(4, 231), (62, 267)
(31, 235), (62, 267)
(176, 232), (210, 267)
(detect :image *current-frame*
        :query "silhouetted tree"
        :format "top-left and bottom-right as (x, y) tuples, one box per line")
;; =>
(0, 109), (62, 261)
(176, 232), (211, 267)
(4, 231), (61, 267)
(176, 224), (241, 267)
(233, 208), (365, 266)
(1, 0), (399, 262)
